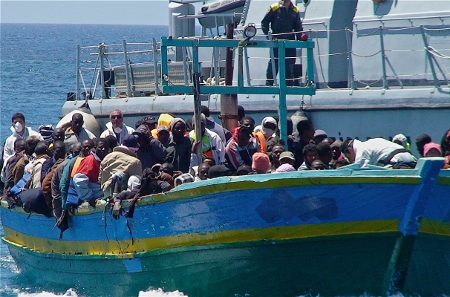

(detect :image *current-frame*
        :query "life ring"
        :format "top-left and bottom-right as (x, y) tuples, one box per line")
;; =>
(57, 108), (101, 137)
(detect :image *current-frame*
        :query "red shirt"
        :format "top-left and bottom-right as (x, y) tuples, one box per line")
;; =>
(71, 154), (100, 182)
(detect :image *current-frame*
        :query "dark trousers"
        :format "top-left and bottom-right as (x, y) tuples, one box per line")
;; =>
(266, 47), (296, 86)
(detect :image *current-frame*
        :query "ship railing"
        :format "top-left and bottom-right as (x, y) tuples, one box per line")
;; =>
(160, 36), (316, 145)
(301, 24), (450, 90)
(75, 39), (192, 101)
(178, 13), (243, 37)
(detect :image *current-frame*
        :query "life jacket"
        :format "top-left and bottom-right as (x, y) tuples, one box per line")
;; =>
(190, 132), (213, 158)
(254, 131), (267, 153)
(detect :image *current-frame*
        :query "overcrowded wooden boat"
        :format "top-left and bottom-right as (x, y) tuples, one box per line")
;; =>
(1, 157), (449, 297)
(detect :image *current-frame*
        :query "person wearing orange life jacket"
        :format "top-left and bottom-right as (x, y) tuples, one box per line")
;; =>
(188, 114), (225, 167)
(254, 117), (284, 154)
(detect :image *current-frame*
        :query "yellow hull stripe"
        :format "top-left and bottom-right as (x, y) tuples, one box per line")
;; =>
(3, 219), (401, 255)
(419, 218), (450, 236)
(146, 176), (420, 205)
(438, 176), (450, 185)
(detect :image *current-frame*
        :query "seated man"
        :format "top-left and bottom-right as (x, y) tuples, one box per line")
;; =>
(100, 109), (134, 145)
(298, 143), (318, 171)
(100, 135), (143, 193)
(133, 124), (166, 170)
(69, 139), (104, 205)
(3, 112), (41, 163)
(63, 113), (97, 152)
(2, 139), (26, 205)
(27, 141), (51, 189)
(316, 142), (332, 169)
(225, 126), (260, 172)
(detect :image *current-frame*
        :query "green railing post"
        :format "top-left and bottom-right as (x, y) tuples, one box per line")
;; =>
(161, 36), (168, 89)
(278, 41), (288, 150)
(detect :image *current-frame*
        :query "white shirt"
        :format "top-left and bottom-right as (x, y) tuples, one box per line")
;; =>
(3, 126), (41, 163)
(100, 122), (135, 144)
(353, 138), (415, 168)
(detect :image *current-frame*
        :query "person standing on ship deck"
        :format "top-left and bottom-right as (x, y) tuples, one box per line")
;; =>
(261, 0), (303, 86)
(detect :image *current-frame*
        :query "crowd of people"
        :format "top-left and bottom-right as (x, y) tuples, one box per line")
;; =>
(1, 107), (449, 232)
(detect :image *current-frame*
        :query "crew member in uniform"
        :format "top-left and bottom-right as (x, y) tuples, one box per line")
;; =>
(261, 0), (303, 86)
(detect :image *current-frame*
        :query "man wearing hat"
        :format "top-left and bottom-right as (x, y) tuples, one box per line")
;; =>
(100, 134), (143, 192)
(313, 129), (328, 144)
(254, 117), (283, 154)
(133, 125), (166, 169)
(156, 125), (171, 148)
(392, 133), (411, 151)
(100, 109), (135, 145)
(279, 151), (296, 166)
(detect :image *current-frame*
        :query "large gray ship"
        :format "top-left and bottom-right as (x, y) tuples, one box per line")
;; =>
(62, 0), (450, 155)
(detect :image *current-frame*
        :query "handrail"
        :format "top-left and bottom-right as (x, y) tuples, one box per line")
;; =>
(160, 36), (316, 148)
(353, 14), (450, 24)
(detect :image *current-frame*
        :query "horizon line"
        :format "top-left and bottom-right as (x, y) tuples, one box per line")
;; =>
(0, 22), (170, 26)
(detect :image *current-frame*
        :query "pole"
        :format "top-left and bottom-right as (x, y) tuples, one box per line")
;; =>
(220, 23), (239, 133)
(193, 72), (203, 163)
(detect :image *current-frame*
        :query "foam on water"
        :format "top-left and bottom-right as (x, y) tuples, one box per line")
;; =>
(0, 288), (188, 297)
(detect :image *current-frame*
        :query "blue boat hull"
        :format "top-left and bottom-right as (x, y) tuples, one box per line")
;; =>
(2, 158), (449, 296)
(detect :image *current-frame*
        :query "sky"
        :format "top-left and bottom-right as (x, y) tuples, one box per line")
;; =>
(0, 0), (172, 25)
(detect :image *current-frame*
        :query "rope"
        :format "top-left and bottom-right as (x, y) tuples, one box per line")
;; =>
(352, 50), (382, 58)
(427, 46), (450, 59)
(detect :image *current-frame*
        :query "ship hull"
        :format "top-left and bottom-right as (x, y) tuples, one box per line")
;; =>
(2, 159), (449, 296)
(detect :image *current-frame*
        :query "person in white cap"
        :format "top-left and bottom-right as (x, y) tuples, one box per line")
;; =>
(313, 129), (328, 144)
(392, 133), (411, 151)
(254, 117), (283, 153)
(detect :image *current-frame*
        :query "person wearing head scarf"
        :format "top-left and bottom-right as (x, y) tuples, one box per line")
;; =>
(163, 118), (192, 173)
(251, 152), (271, 174)
(423, 142), (442, 157)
